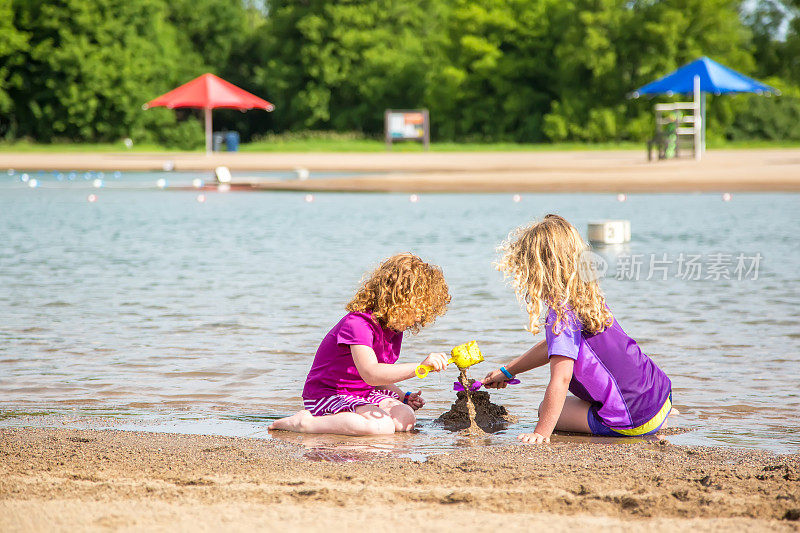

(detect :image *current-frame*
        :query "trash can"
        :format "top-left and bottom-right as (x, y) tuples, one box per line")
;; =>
(225, 131), (240, 152)
(213, 132), (225, 152)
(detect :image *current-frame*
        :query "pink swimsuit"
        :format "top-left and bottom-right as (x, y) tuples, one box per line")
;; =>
(301, 312), (403, 415)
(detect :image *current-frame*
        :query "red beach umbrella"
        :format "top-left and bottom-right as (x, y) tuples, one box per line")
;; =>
(144, 73), (274, 154)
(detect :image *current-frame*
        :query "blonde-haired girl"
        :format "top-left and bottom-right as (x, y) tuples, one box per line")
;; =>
(270, 253), (451, 435)
(483, 214), (675, 443)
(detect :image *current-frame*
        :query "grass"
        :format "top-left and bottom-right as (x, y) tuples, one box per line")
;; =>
(1, 135), (798, 153)
(0, 140), (172, 153)
(240, 139), (650, 152)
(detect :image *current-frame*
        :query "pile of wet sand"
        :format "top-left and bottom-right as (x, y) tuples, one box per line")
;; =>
(435, 375), (518, 433)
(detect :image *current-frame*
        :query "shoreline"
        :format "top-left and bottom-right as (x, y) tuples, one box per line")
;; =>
(2, 148), (799, 192)
(1, 427), (798, 531)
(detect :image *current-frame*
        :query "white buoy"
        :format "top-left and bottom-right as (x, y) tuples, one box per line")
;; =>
(409, 194), (419, 203)
(214, 166), (231, 184)
(217, 183), (230, 193)
(722, 192), (732, 202)
(156, 178), (168, 189)
(588, 220), (631, 245)
(92, 178), (103, 188)
(294, 167), (310, 180)
(192, 178), (204, 189)
(512, 194), (522, 203)
(304, 194), (314, 203)
(123, 138), (133, 149)
(617, 193), (627, 202)
(87, 194), (98, 203)
(20, 173), (29, 182)
(113, 171), (122, 179)
(28, 178), (39, 188)
(197, 194), (206, 203)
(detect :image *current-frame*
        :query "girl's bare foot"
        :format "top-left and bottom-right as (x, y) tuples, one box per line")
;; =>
(269, 410), (313, 432)
(660, 407), (680, 429)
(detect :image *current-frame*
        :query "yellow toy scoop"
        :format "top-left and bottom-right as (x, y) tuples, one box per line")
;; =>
(415, 340), (484, 378)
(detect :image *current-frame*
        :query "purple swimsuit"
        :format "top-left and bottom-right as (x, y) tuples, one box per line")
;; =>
(545, 307), (672, 436)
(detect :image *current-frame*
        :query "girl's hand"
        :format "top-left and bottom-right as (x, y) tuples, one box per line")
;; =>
(483, 369), (510, 388)
(405, 390), (425, 411)
(420, 352), (448, 372)
(518, 432), (550, 444)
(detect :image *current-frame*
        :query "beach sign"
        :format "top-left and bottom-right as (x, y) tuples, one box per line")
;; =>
(385, 109), (430, 150)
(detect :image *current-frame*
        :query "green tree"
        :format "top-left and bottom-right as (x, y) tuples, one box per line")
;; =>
(3, 0), (798, 145)
(543, 0), (753, 142)
(8, 0), (203, 143)
(0, 0), (29, 137)
(253, 0), (436, 135)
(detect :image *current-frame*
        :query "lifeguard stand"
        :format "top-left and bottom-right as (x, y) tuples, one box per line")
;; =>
(648, 100), (702, 161)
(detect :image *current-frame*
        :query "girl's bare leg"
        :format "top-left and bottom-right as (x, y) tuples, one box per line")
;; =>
(269, 406), (397, 436)
(542, 396), (680, 433)
(538, 396), (592, 433)
(376, 398), (416, 432)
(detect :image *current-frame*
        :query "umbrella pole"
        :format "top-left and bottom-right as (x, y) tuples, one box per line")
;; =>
(701, 91), (706, 156)
(693, 75), (701, 161)
(205, 107), (212, 156)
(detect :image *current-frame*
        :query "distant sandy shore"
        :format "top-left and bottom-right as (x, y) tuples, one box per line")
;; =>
(1, 149), (799, 192)
(1, 428), (798, 531)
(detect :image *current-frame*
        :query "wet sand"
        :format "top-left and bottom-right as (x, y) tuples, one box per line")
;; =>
(1, 148), (799, 192)
(1, 428), (798, 532)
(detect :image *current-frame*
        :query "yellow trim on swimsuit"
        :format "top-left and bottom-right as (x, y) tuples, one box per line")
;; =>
(610, 396), (672, 436)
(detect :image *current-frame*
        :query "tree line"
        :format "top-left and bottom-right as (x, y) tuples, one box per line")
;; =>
(1, 0), (799, 147)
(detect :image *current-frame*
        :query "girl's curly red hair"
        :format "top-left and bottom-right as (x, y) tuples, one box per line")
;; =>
(346, 253), (450, 333)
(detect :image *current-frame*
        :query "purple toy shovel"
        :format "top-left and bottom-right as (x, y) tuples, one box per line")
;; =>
(453, 378), (520, 392)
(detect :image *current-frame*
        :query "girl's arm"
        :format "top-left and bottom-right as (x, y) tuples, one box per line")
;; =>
(376, 383), (425, 409)
(351, 345), (448, 386)
(376, 383), (404, 397)
(483, 340), (549, 388)
(519, 355), (574, 443)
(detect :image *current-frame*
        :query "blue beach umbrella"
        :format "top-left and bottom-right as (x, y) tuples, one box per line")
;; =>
(630, 56), (779, 159)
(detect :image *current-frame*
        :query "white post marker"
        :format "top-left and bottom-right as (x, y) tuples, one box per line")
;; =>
(588, 220), (631, 245)
(214, 166), (232, 184)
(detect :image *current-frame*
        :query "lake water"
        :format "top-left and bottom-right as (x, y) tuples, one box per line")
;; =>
(1, 170), (798, 456)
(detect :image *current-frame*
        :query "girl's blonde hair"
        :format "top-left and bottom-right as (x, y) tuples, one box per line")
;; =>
(496, 214), (612, 335)
(346, 253), (450, 333)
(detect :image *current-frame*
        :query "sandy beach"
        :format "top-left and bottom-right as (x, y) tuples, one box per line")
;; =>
(1, 148), (799, 192)
(1, 427), (798, 532)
